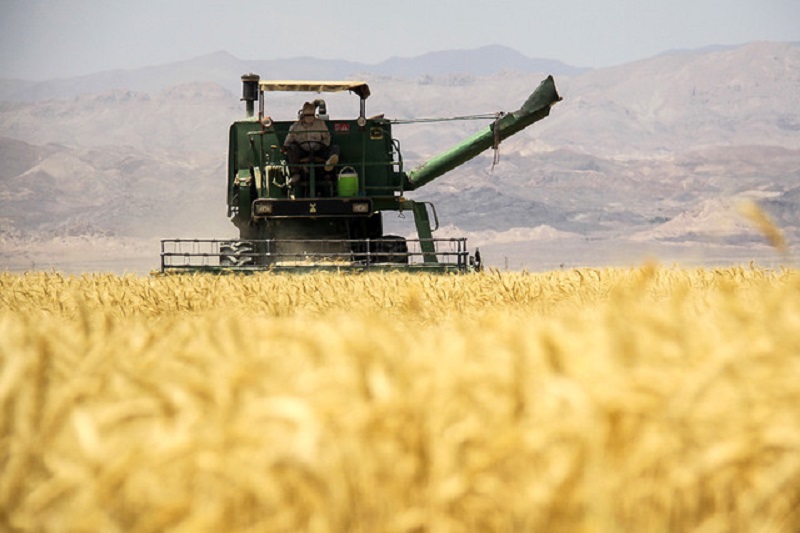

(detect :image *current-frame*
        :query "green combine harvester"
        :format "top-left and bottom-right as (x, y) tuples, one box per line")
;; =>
(161, 74), (561, 273)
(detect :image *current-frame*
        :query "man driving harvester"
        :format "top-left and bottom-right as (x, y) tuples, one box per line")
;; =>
(282, 101), (340, 191)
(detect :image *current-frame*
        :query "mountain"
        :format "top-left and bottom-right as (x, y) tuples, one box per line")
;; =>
(371, 45), (586, 78)
(1, 42), (798, 272)
(0, 45), (586, 103)
(527, 41), (800, 155)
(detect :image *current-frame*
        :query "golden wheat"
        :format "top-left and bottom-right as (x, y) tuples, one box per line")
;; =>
(1, 267), (799, 532)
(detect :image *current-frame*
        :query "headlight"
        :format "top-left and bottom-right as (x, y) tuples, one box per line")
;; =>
(254, 202), (273, 215)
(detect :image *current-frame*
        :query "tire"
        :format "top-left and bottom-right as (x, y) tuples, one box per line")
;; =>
(372, 235), (408, 264)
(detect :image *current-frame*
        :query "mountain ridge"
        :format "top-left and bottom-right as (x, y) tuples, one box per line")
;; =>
(0, 44), (586, 103)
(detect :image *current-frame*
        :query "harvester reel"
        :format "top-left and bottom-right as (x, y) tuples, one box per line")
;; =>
(220, 241), (255, 267)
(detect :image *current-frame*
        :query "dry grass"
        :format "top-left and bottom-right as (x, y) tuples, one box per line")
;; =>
(1, 266), (800, 532)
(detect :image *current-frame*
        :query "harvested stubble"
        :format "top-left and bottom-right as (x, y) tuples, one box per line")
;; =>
(1, 266), (800, 532)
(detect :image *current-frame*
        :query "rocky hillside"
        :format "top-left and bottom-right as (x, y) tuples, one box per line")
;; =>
(1, 42), (798, 271)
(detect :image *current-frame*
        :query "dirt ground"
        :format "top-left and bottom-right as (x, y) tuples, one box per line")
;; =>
(0, 236), (162, 275)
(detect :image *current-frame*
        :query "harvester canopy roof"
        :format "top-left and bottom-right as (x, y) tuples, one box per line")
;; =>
(258, 80), (371, 99)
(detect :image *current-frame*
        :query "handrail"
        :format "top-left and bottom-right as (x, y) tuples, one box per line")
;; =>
(160, 238), (473, 273)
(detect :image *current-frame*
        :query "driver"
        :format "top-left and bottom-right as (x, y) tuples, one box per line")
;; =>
(283, 102), (340, 184)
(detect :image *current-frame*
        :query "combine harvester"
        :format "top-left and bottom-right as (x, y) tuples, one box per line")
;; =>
(161, 74), (561, 273)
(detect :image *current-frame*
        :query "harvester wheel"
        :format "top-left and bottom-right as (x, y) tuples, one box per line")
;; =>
(372, 235), (409, 264)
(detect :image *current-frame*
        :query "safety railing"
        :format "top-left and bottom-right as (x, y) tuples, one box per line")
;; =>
(160, 237), (476, 273)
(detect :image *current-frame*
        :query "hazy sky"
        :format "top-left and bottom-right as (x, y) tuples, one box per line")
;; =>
(1, 0), (799, 80)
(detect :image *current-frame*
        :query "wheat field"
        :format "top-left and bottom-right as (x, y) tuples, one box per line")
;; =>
(1, 266), (799, 532)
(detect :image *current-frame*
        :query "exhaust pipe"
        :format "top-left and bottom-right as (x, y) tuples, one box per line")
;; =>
(241, 73), (260, 118)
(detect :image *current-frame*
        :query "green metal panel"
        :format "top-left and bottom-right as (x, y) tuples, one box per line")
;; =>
(411, 201), (437, 263)
(230, 118), (403, 203)
(227, 121), (263, 210)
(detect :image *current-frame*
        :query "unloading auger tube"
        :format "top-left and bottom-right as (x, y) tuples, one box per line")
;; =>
(159, 74), (561, 273)
(403, 75), (562, 190)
